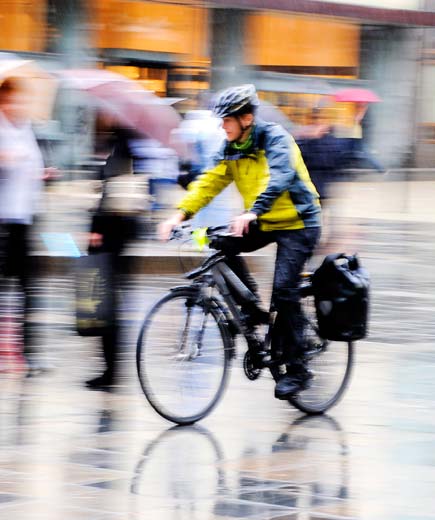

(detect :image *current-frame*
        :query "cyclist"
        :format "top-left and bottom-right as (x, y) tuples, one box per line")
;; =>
(160, 84), (321, 398)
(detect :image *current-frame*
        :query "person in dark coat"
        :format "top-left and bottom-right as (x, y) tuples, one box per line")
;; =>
(85, 118), (150, 390)
(296, 126), (345, 202)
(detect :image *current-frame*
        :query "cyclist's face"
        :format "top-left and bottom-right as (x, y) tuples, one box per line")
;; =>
(222, 113), (253, 142)
(222, 116), (241, 142)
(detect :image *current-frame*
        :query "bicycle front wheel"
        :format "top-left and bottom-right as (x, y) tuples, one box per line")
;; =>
(288, 295), (354, 415)
(136, 287), (231, 425)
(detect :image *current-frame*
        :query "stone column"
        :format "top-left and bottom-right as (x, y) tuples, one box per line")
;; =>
(359, 25), (424, 168)
(47, 0), (97, 173)
(210, 8), (250, 91)
(47, 0), (93, 66)
(415, 0), (435, 167)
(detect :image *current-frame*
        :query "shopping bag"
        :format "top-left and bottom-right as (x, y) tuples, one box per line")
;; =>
(75, 253), (113, 336)
(99, 173), (150, 216)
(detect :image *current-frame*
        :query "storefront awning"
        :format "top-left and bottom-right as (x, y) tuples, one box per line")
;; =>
(249, 70), (371, 94)
(99, 49), (179, 66)
(210, 0), (435, 27)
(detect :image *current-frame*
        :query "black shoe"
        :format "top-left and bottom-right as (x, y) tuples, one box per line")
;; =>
(274, 367), (312, 400)
(85, 374), (113, 391)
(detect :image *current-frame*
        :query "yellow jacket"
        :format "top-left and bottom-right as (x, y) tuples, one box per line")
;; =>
(178, 119), (321, 231)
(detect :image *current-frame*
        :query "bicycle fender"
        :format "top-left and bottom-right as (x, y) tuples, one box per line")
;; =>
(169, 285), (200, 294)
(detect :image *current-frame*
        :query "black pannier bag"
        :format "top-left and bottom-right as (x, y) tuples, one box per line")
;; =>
(311, 253), (370, 341)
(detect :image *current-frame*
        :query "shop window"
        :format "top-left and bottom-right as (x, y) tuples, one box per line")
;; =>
(0, 0), (46, 52)
(103, 65), (168, 96)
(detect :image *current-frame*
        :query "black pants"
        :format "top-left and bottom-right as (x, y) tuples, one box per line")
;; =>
(89, 215), (137, 381)
(0, 223), (33, 358)
(214, 225), (320, 363)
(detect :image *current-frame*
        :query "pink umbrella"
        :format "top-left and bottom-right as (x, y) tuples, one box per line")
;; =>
(333, 88), (381, 103)
(59, 69), (183, 152)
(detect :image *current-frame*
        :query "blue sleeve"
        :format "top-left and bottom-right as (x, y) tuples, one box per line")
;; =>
(127, 138), (152, 173)
(250, 126), (296, 216)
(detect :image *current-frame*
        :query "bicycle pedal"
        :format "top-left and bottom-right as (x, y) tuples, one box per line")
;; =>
(260, 355), (277, 368)
(255, 349), (268, 357)
(249, 350), (274, 368)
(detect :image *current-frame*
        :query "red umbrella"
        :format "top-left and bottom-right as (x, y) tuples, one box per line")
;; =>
(59, 69), (183, 152)
(334, 88), (381, 103)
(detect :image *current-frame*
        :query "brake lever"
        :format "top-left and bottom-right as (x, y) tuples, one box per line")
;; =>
(170, 223), (193, 241)
(169, 228), (184, 240)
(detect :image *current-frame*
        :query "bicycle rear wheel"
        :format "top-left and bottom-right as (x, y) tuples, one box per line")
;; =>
(136, 287), (231, 425)
(288, 295), (354, 414)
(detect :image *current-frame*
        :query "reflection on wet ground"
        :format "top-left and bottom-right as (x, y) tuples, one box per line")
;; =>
(2, 215), (435, 519)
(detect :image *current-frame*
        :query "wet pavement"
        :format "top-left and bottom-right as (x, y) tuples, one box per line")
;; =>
(2, 177), (435, 519)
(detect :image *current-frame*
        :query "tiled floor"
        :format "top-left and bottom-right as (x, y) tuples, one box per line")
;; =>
(3, 210), (435, 519)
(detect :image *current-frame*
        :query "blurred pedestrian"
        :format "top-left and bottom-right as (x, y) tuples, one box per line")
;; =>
(296, 109), (347, 248)
(296, 109), (344, 201)
(0, 76), (55, 375)
(84, 115), (151, 391)
(175, 109), (238, 228)
(176, 109), (224, 187)
(341, 102), (385, 173)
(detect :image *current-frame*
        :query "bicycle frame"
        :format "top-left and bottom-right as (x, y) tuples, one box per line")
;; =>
(186, 252), (274, 355)
(212, 263), (260, 332)
(181, 227), (319, 365)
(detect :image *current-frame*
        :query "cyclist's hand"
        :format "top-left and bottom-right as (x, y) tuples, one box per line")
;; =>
(230, 212), (257, 237)
(158, 211), (186, 241)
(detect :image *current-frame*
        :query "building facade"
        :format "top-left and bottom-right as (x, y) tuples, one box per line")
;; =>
(0, 0), (434, 168)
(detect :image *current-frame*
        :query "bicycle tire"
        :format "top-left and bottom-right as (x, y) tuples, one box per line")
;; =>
(136, 287), (232, 425)
(270, 295), (354, 415)
(290, 295), (353, 414)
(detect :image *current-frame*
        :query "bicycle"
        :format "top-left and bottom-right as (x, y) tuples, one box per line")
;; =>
(136, 225), (354, 425)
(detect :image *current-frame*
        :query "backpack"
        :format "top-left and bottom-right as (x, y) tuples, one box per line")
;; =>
(311, 253), (370, 341)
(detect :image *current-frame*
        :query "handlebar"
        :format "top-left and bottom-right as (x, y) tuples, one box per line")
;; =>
(170, 224), (233, 246)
